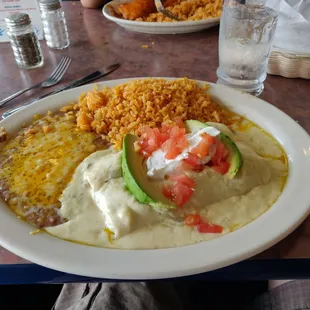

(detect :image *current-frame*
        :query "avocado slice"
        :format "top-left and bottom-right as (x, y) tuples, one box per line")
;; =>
(122, 134), (176, 209)
(185, 120), (243, 178)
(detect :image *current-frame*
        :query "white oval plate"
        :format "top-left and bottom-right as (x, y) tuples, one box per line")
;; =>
(1, 78), (310, 279)
(102, 0), (220, 34)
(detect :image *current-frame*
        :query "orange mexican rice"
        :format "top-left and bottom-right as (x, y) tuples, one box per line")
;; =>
(65, 78), (233, 150)
(136, 0), (222, 22)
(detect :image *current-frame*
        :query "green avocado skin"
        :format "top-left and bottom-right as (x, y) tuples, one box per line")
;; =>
(122, 134), (175, 209)
(122, 134), (154, 204)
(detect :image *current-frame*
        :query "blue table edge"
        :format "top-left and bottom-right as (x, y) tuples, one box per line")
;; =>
(1, 259), (310, 284)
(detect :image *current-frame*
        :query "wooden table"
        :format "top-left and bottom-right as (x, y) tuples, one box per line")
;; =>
(0, 1), (310, 284)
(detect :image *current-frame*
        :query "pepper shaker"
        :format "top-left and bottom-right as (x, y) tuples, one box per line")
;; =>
(5, 13), (44, 69)
(38, 0), (70, 50)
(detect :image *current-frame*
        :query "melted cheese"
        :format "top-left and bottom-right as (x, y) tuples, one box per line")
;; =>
(0, 113), (104, 217)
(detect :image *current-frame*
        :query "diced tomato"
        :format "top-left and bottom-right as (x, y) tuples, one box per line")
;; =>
(197, 222), (223, 234)
(184, 214), (201, 226)
(183, 153), (204, 172)
(168, 173), (195, 188)
(191, 133), (215, 159)
(201, 133), (215, 145)
(184, 153), (201, 166)
(163, 180), (194, 207)
(160, 132), (170, 144)
(170, 126), (186, 139)
(211, 140), (229, 165)
(208, 139), (231, 175)
(175, 135), (189, 149)
(138, 139), (157, 157)
(160, 124), (189, 160)
(164, 172), (195, 207)
(147, 128), (160, 147)
(172, 182), (194, 207)
(162, 184), (173, 200)
(184, 214), (223, 234)
(138, 126), (170, 157)
(149, 127), (169, 147)
(162, 138), (182, 159)
(191, 140), (210, 158)
(138, 121), (189, 159)
(140, 126), (154, 140)
(212, 161), (230, 175)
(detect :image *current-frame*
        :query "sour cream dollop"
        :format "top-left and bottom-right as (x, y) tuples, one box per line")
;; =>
(146, 126), (220, 180)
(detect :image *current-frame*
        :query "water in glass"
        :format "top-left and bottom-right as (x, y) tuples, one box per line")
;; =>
(216, 1), (279, 96)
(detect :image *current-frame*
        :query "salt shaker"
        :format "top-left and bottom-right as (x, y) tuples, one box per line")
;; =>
(5, 13), (44, 69)
(38, 0), (70, 49)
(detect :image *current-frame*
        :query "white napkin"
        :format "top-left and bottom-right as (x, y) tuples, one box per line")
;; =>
(273, 0), (310, 55)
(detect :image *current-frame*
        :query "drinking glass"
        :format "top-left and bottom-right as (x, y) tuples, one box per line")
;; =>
(216, 0), (281, 96)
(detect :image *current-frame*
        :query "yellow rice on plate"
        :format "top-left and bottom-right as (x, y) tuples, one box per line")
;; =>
(63, 78), (234, 150)
(136, 0), (222, 22)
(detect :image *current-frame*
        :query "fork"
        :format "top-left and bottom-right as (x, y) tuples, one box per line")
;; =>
(154, 0), (182, 21)
(0, 56), (72, 108)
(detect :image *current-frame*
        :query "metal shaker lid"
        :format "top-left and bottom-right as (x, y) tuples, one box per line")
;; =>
(5, 13), (31, 28)
(38, 0), (61, 11)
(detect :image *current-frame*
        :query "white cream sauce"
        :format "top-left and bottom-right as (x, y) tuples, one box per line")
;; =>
(46, 150), (163, 244)
(46, 123), (287, 249)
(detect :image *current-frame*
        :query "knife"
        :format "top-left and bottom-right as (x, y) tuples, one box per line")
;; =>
(2, 63), (120, 119)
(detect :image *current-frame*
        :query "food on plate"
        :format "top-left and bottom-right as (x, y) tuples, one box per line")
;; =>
(122, 120), (242, 210)
(184, 120), (242, 178)
(115, 0), (222, 22)
(119, 0), (157, 20)
(0, 112), (106, 228)
(0, 78), (288, 250)
(72, 78), (232, 149)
